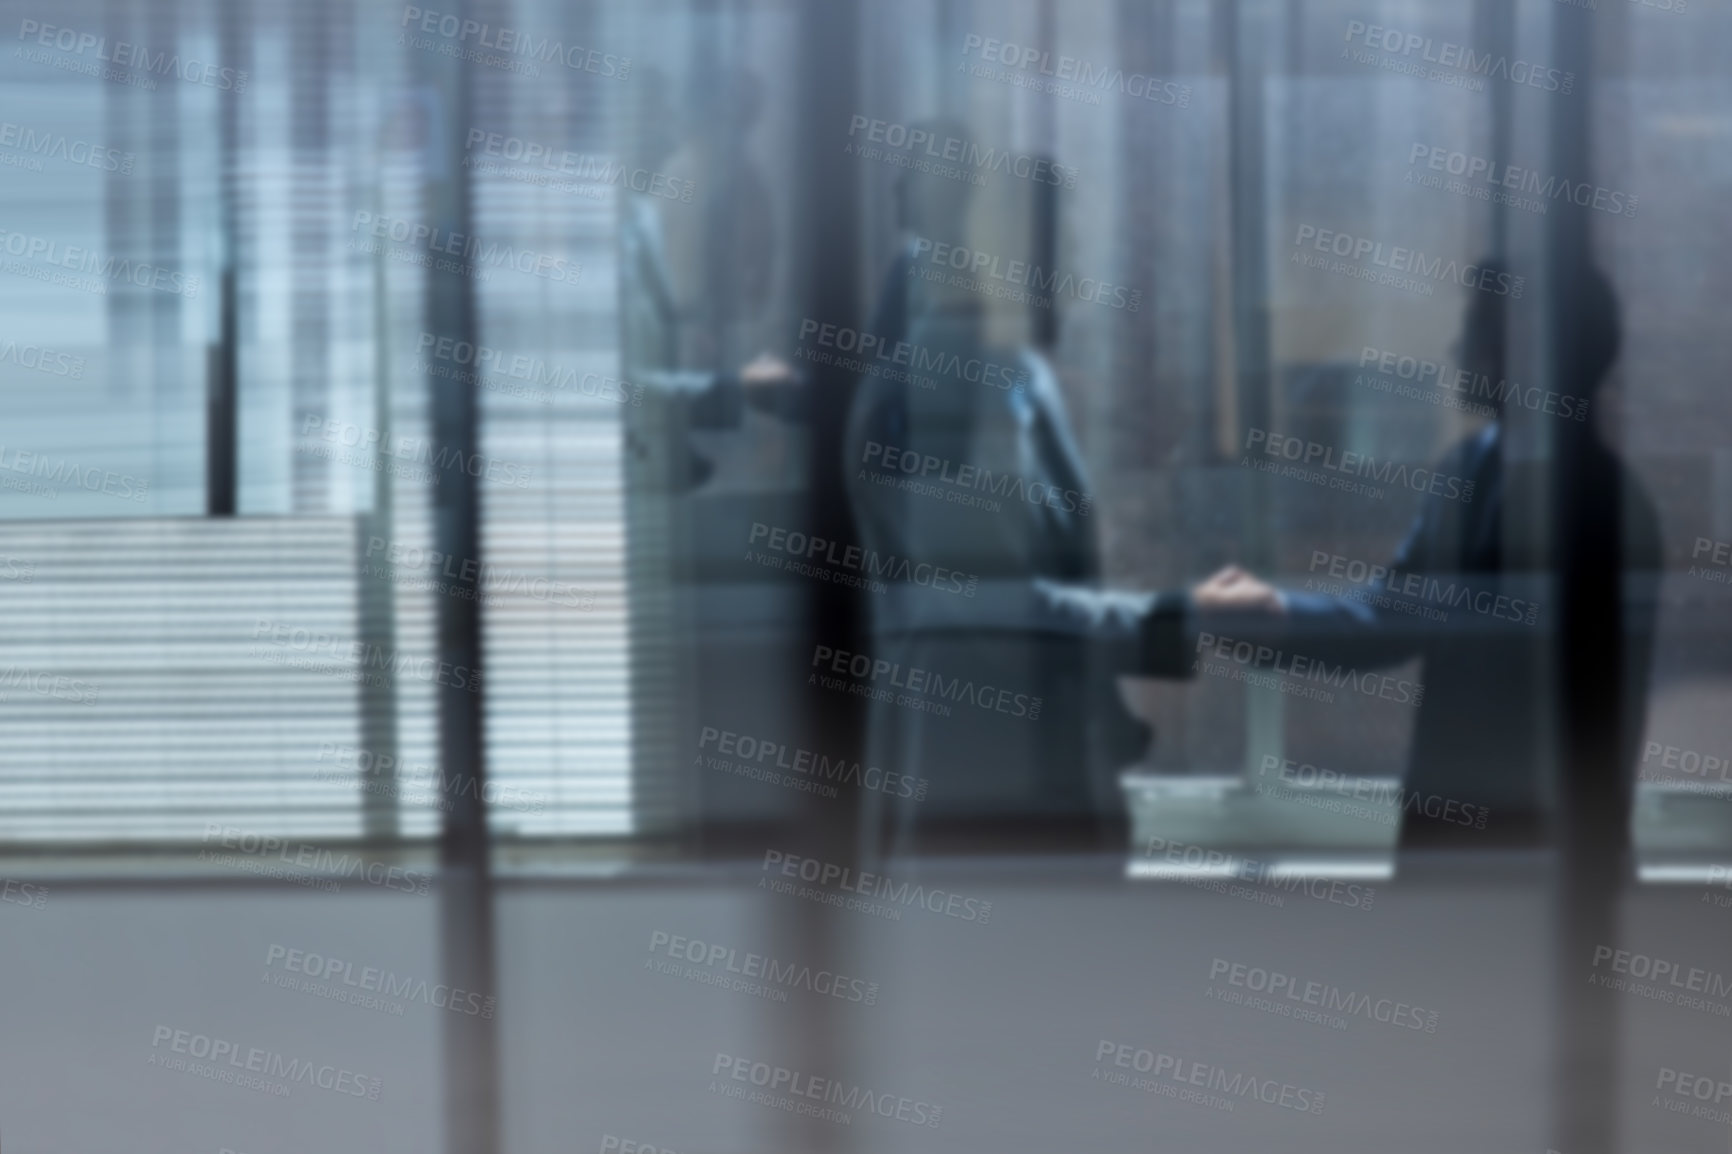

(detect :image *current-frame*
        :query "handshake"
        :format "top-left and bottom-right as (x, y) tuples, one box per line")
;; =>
(1190, 564), (1287, 616)
(1021, 564), (1291, 682)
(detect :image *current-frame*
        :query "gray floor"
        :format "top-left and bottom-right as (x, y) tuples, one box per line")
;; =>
(1, 855), (1727, 1153)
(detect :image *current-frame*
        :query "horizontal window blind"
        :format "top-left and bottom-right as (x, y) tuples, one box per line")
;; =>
(0, 515), (428, 843)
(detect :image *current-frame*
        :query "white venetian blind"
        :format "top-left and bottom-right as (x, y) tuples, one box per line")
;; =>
(0, 516), (440, 843)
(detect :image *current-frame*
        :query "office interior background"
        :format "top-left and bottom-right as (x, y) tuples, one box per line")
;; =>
(0, 0), (1729, 1150)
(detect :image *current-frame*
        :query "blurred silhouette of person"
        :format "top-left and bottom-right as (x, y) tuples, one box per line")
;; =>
(660, 68), (776, 373)
(1181, 264), (1653, 1154)
(1185, 263), (1661, 848)
(623, 66), (804, 492)
(842, 120), (1181, 853)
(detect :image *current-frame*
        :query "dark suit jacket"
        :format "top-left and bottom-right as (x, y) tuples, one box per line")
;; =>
(843, 270), (1153, 828)
(1255, 422), (1662, 828)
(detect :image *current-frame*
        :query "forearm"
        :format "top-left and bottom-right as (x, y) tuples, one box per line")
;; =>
(1029, 581), (1196, 677)
(871, 580), (1196, 678)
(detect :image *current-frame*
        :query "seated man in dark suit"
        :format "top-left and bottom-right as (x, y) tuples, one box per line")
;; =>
(1180, 264), (1662, 845)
